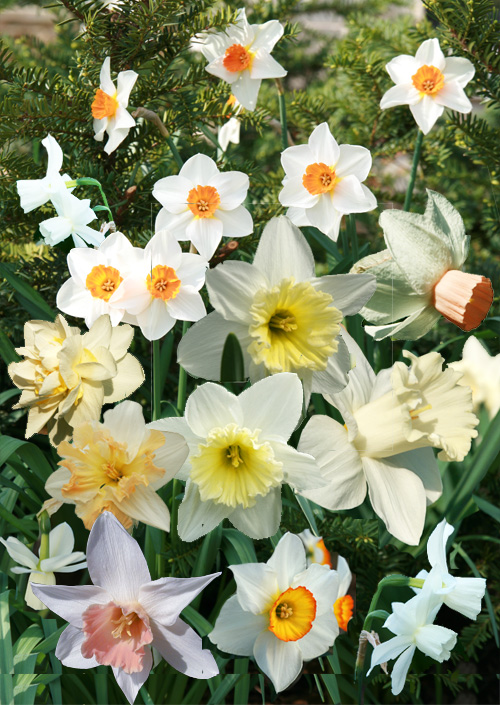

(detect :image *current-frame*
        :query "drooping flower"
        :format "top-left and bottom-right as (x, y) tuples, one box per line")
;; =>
(57, 231), (143, 328)
(368, 570), (457, 695)
(151, 373), (325, 542)
(279, 123), (377, 242)
(177, 216), (376, 399)
(1, 523), (86, 610)
(31, 512), (219, 705)
(17, 134), (73, 214)
(209, 532), (339, 693)
(450, 337), (500, 419)
(39, 189), (104, 248)
(152, 153), (252, 260)
(92, 57), (138, 154)
(218, 96), (242, 151)
(352, 190), (494, 340)
(44, 401), (188, 531)
(194, 8), (286, 111)
(380, 38), (475, 134)
(298, 334), (478, 544)
(108, 230), (208, 340)
(8, 314), (144, 446)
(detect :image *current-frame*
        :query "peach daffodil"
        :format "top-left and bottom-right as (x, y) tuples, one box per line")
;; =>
(353, 191), (494, 340)
(92, 57), (138, 154)
(31, 512), (219, 705)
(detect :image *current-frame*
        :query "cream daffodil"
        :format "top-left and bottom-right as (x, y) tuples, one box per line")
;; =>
(194, 8), (286, 111)
(1, 523), (86, 610)
(32, 512), (219, 705)
(177, 216), (376, 400)
(279, 123), (377, 242)
(151, 374), (325, 542)
(153, 153), (252, 260)
(209, 533), (340, 693)
(353, 191), (494, 340)
(44, 401), (188, 531)
(92, 57), (138, 154)
(298, 334), (478, 545)
(450, 337), (500, 419)
(40, 189), (103, 248)
(8, 314), (144, 446)
(17, 134), (73, 214)
(380, 38), (475, 134)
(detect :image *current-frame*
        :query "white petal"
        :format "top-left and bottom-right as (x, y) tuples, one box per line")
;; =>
(365, 305), (441, 342)
(380, 83), (420, 109)
(218, 117), (240, 151)
(336, 145), (372, 182)
(116, 70), (138, 107)
(273, 443), (325, 492)
(307, 193), (340, 235)
(29, 584), (110, 626)
(17, 178), (50, 212)
(427, 519), (454, 570)
(56, 625), (99, 668)
(139, 573), (219, 626)
(167, 287), (206, 322)
(0, 537), (38, 569)
(390, 645), (416, 695)
(40, 216), (72, 246)
(279, 177), (318, 209)
(310, 333), (351, 396)
(205, 56), (240, 84)
(415, 38), (445, 70)
(410, 95), (445, 134)
(308, 123), (340, 165)
(287, 206), (312, 228)
(232, 71), (262, 111)
(99, 57), (115, 95)
(153, 175), (192, 213)
(177, 481), (232, 542)
(155, 208), (193, 239)
(152, 618), (219, 678)
(118, 485), (171, 532)
(230, 563), (278, 614)
(386, 447), (442, 505)
(443, 577), (486, 620)
(180, 153), (219, 184)
(206, 260), (265, 322)
(209, 594), (268, 655)
(332, 176), (377, 214)
(238, 373), (303, 441)
(113, 650), (152, 705)
(251, 20), (284, 51)
(185, 382), (243, 436)
(250, 50), (286, 79)
(215, 205), (254, 238)
(186, 217), (223, 260)
(414, 624), (456, 661)
(293, 563), (339, 615)
(336, 556), (352, 597)
(253, 630), (302, 693)
(211, 171), (249, 210)
(39, 552), (86, 572)
(433, 82), (472, 113)
(253, 216), (315, 286)
(443, 57), (475, 87)
(135, 298), (176, 341)
(48, 521), (75, 557)
(229, 488), (282, 539)
(313, 273), (376, 316)
(385, 55), (420, 84)
(297, 609), (339, 660)
(267, 533), (307, 593)
(281, 144), (315, 176)
(176, 252), (208, 289)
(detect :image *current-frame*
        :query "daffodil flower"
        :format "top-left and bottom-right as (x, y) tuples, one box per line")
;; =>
(1, 523), (86, 610)
(298, 334), (478, 544)
(195, 8), (286, 111)
(17, 134), (73, 213)
(450, 337), (500, 419)
(31, 512), (219, 705)
(380, 38), (475, 134)
(279, 123), (377, 242)
(151, 373), (325, 542)
(209, 533), (340, 693)
(39, 189), (103, 248)
(92, 57), (138, 154)
(353, 190), (493, 340)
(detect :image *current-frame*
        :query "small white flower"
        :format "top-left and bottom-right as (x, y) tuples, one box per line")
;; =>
(17, 134), (73, 213)
(1, 523), (86, 610)
(210, 533), (340, 693)
(450, 337), (500, 419)
(279, 123), (377, 242)
(39, 189), (103, 248)
(31, 512), (219, 705)
(219, 116), (241, 151)
(380, 38), (475, 134)
(153, 153), (252, 260)
(195, 8), (286, 111)
(92, 57), (138, 154)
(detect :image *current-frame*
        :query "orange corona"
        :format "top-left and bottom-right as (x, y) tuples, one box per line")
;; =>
(269, 586), (317, 642)
(223, 44), (254, 73)
(146, 265), (181, 301)
(302, 163), (338, 196)
(411, 65), (445, 96)
(86, 265), (123, 301)
(91, 89), (119, 120)
(187, 185), (221, 218)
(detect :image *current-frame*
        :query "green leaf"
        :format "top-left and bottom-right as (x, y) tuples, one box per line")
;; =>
(0, 331), (20, 367)
(206, 675), (241, 705)
(0, 592), (13, 677)
(0, 389), (21, 406)
(473, 494), (500, 522)
(0, 262), (56, 321)
(220, 333), (245, 383)
(0, 436), (55, 484)
(181, 605), (213, 638)
(42, 619), (62, 705)
(222, 528), (257, 564)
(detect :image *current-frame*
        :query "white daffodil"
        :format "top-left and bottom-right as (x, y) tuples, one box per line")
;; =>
(108, 231), (208, 341)
(450, 337), (500, 419)
(352, 191), (494, 340)
(219, 118), (240, 151)
(298, 334), (478, 545)
(1, 523), (86, 610)
(298, 529), (332, 567)
(17, 134), (73, 213)
(44, 401), (188, 532)
(177, 216), (376, 400)
(153, 153), (252, 260)
(279, 123), (377, 242)
(57, 231), (143, 328)
(151, 374), (325, 542)
(368, 570), (457, 696)
(380, 38), (475, 134)
(39, 189), (103, 248)
(32, 512), (219, 705)
(92, 57), (138, 154)
(195, 8), (286, 111)
(210, 532), (339, 693)
(412, 520), (486, 620)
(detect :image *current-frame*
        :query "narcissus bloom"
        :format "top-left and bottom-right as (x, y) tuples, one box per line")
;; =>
(45, 401), (188, 531)
(8, 315), (144, 446)
(17, 134), (73, 214)
(177, 216), (375, 399)
(195, 8), (286, 111)
(151, 374), (325, 542)
(1, 523), (86, 610)
(353, 191), (493, 340)
(40, 190), (103, 248)
(298, 335), (478, 544)
(279, 123), (377, 242)
(298, 529), (332, 567)
(92, 57), (138, 154)
(153, 153), (252, 260)
(209, 533), (339, 692)
(380, 38), (475, 134)
(450, 337), (500, 419)
(32, 512), (219, 705)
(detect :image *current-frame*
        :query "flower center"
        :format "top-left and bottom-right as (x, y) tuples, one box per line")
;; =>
(334, 594), (354, 631)
(411, 65), (445, 96)
(432, 269), (493, 332)
(268, 586), (317, 642)
(223, 43), (254, 73)
(248, 278), (342, 374)
(190, 423), (283, 509)
(86, 265), (123, 302)
(146, 265), (181, 301)
(302, 163), (338, 196)
(82, 602), (153, 674)
(91, 89), (119, 119)
(187, 185), (221, 218)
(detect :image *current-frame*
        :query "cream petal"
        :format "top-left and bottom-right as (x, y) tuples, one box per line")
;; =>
(238, 373), (303, 441)
(177, 481), (232, 542)
(103, 352), (144, 404)
(253, 630), (302, 693)
(209, 594), (268, 655)
(118, 485), (171, 531)
(253, 216), (315, 286)
(229, 488), (282, 540)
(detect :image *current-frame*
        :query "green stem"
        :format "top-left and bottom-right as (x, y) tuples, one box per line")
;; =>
(166, 134), (184, 171)
(170, 478), (180, 556)
(276, 79), (288, 152)
(176, 321), (190, 414)
(74, 177), (113, 220)
(152, 339), (161, 422)
(403, 129), (424, 211)
(38, 511), (50, 562)
(347, 214), (359, 262)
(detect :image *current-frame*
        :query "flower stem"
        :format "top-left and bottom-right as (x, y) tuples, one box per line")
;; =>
(176, 320), (190, 414)
(348, 214), (359, 262)
(275, 78), (288, 151)
(403, 129), (424, 212)
(152, 339), (162, 422)
(75, 177), (113, 220)
(38, 511), (50, 562)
